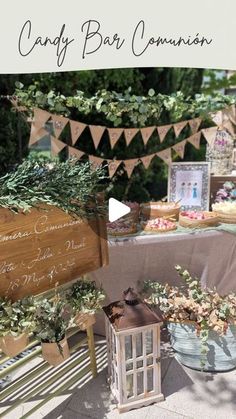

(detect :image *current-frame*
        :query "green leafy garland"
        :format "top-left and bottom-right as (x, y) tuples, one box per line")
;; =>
(0, 158), (107, 217)
(14, 83), (236, 127)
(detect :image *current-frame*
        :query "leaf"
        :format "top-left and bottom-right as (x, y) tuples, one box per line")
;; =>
(15, 81), (24, 89)
(148, 88), (155, 97)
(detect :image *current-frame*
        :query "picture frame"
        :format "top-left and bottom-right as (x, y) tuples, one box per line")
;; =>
(168, 162), (210, 211)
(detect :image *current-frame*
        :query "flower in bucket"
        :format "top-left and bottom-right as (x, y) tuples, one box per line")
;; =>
(143, 266), (236, 368)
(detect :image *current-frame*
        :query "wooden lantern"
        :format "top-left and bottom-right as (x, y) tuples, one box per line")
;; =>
(103, 288), (164, 413)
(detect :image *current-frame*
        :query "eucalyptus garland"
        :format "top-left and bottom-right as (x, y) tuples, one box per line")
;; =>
(0, 158), (107, 217)
(14, 83), (236, 127)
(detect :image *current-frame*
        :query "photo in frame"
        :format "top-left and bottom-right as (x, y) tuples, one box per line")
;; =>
(168, 162), (210, 210)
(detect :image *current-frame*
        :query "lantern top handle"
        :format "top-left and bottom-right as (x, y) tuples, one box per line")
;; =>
(103, 287), (163, 332)
(123, 288), (139, 305)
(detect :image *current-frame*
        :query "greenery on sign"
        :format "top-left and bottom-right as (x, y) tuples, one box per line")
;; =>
(0, 297), (36, 337)
(144, 266), (236, 367)
(14, 83), (236, 127)
(0, 158), (107, 216)
(67, 279), (106, 314)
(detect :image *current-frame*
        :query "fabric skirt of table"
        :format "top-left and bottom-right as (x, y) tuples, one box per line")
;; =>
(90, 230), (236, 335)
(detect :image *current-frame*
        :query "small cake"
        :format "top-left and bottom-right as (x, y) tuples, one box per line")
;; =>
(122, 201), (140, 222)
(107, 220), (137, 236)
(141, 217), (177, 233)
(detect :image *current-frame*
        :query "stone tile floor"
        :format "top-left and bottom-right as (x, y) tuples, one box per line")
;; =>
(1, 333), (236, 419)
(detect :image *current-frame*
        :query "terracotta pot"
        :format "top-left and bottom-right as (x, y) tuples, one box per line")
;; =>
(74, 312), (96, 330)
(41, 337), (70, 367)
(0, 333), (29, 357)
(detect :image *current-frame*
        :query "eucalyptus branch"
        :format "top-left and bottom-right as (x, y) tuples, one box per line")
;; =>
(13, 83), (236, 127)
(0, 158), (108, 217)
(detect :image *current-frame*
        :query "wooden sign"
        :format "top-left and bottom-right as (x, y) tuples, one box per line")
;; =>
(0, 205), (108, 300)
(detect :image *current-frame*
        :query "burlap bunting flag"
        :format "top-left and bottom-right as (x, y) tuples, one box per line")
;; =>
(51, 137), (67, 156)
(51, 114), (69, 138)
(157, 148), (172, 165)
(108, 160), (122, 177)
(187, 132), (201, 149)
(223, 120), (234, 136)
(140, 153), (155, 169)
(107, 128), (123, 149)
(89, 155), (104, 167)
(89, 125), (106, 149)
(68, 146), (84, 160)
(70, 120), (86, 145)
(227, 105), (236, 125)
(172, 140), (186, 159)
(29, 108), (51, 146)
(125, 159), (140, 178)
(202, 127), (218, 147)
(29, 126), (48, 146)
(124, 128), (139, 146)
(188, 117), (202, 134)
(157, 124), (172, 143)
(33, 108), (51, 131)
(140, 126), (156, 145)
(173, 121), (187, 138)
(210, 111), (223, 127)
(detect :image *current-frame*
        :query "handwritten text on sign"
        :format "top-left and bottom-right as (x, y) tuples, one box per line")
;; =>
(0, 206), (108, 300)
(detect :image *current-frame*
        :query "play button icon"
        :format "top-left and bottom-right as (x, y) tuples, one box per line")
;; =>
(108, 198), (131, 222)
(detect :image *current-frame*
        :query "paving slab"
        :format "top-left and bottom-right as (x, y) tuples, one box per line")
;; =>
(1, 334), (236, 419)
(159, 356), (236, 419)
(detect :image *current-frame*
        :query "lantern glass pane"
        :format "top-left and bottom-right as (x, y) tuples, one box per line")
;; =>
(111, 364), (115, 382)
(126, 374), (133, 398)
(147, 369), (154, 392)
(112, 334), (116, 354)
(146, 330), (153, 354)
(137, 360), (143, 369)
(126, 362), (133, 371)
(136, 333), (143, 357)
(137, 371), (144, 395)
(147, 357), (153, 366)
(125, 335), (132, 360)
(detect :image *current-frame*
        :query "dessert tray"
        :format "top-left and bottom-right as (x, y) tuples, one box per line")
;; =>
(179, 211), (219, 228)
(141, 217), (177, 233)
(212, 202), (236, 224)
(140, 201), (180, 221)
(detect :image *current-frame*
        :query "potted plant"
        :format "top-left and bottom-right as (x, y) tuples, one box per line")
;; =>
(67, 279), (106, 330)
(34, 291), (70, 367)
(144, 266), (236, 371)
(0, 296), (36, 357)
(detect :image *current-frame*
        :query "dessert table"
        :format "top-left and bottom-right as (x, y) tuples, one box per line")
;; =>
(91, 226), (236, 335)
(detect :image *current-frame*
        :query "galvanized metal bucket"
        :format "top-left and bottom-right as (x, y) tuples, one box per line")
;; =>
(167, 322), (236, 372)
